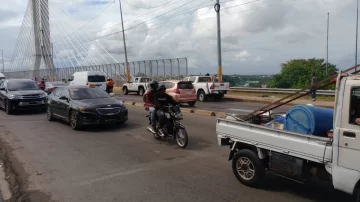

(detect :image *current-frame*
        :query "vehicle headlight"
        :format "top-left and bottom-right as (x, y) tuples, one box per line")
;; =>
(8, 94), (21, 99)
(40, 93), (47, 98)
(79, 107), (92, 113)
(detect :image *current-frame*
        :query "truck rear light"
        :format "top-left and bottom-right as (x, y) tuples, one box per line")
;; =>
(175, 88), (180, 94)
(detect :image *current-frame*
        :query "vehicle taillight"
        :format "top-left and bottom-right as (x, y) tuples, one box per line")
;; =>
(228, 83), (231, 89)
(210, 84), (215, 89)
(175, 88), (180, 94)
(192, 88), (196, 93)
(50, 87), (55, 91)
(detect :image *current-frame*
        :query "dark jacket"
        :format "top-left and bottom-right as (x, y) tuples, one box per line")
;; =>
(154, 92), (177, 109)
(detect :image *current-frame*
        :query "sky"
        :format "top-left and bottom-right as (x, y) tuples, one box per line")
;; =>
(0, 0), (358, 75)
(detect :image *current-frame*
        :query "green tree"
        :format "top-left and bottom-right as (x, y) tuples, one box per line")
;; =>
(268, 58), (337, 89)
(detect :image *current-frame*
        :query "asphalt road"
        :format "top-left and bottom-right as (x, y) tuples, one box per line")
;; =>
(0, 106), (353, 202)
(116, 94), (291, 115)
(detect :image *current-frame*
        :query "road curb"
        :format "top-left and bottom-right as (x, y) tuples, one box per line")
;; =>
(122, 101), (225, 118)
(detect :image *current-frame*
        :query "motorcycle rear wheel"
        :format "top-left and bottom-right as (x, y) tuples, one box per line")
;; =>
(176, 128), (188, 149)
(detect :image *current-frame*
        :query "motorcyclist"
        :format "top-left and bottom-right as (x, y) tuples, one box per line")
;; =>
(154, 84), (178, 136)
(145, 81), (159, 131)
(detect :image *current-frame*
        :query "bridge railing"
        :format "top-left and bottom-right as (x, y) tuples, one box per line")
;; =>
(3, 58), (188, 85)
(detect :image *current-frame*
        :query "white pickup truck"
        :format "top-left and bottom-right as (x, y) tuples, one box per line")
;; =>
(217, 73), (360, 201)
(122, 77), (151, 96)
(183, 75), (230, 101)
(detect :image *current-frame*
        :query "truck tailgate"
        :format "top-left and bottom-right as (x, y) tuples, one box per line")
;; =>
(216, 118), (332, 163)
(211, 82), (230, 91)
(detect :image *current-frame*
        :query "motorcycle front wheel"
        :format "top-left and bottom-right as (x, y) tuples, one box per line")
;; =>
(176, 128), (188, 149)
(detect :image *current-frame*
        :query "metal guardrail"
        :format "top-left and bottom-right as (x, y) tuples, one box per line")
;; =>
(228, 87), (335, 96)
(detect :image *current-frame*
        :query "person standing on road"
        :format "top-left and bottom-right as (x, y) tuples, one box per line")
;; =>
(310, 73), (317, 101)
(107, 79), (114, 93)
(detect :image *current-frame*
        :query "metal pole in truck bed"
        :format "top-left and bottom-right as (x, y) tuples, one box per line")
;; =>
(244, 64), (360, 121)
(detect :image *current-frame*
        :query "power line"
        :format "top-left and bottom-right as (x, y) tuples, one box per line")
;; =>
(55, 0), (299, 46)
(122, 0), (177, 9)
(73, 0), (116, 34)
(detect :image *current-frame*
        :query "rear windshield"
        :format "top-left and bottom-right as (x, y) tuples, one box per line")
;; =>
(88, 75), (105, 82)
(177, 82), (193, 89)
(7, 80), (39, 91)
(198, 77), (211, 82)
(69, 87), (110, 100)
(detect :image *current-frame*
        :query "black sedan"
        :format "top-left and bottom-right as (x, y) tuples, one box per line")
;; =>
(0, 79), (48, 114)
(47, 85), (128, 130)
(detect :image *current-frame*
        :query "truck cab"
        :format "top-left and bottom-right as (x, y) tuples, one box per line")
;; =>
(216, 73), (360, 201)
(122, 77), (151, 96)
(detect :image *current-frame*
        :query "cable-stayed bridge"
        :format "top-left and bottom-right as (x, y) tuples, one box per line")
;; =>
(4, 0), (188, 84)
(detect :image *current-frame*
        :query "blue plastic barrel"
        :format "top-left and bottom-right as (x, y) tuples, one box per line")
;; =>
(284, 105), (334, 137)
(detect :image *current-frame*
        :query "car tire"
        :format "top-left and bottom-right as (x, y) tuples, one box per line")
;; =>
(123, 87), (128, 95)
(232, 149), (265, 188)
(47, 106), (54, 121)
(138, 87), (145, 96)
(5, 100), (13, 115)
(69, 110), (80, 130)
(188, 101), (196, 107)
(197, 90), (206, 102)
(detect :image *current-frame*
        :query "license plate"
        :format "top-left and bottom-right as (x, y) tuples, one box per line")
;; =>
(29, 102), (36, 105)
(185, 91), (192, 94)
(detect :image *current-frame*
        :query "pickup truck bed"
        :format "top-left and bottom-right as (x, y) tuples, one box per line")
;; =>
(216, 118), (332, 163)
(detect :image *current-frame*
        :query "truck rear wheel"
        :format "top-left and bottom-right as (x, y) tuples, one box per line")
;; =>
(197, 90), (206, 102)
(232, 149), (265, 188)
(123, 87), (128, 95)
(138, 87), (145, 96)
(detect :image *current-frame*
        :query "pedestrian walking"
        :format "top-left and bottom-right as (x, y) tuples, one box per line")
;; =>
(310, 73), (317, 101)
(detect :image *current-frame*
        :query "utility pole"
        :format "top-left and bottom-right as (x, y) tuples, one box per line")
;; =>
(326, 12), (329, 75)
(356, 0), (359, 71)
(214, 0), (223, 82)
(0, 50), (4, 72)
(118, 0), (130, 82)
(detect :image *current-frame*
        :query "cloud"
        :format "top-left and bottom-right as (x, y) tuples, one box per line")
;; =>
(0, 0), (359, 75)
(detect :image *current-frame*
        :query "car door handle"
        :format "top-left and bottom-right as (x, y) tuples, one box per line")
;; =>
(344, 131), (356, 138)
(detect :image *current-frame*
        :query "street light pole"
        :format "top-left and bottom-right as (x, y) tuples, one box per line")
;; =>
(0, 50), (4, 72)
(215, 0), (223, 82)
(326, 12), (329, 75)
(118, 0), (130, 82)
(356, 0), (359, 71)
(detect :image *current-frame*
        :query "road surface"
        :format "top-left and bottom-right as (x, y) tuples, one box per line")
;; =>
(116, 94), (291, 114)
(0, 106), (352, 202)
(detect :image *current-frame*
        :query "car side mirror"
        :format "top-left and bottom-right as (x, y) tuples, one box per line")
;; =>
(0, 88), (5, 91)
(59, 96), (68, 101)
(68, 78), (73, 82)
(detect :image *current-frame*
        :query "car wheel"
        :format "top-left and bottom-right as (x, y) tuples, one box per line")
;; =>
(138, 87), (145, 96)
(197, 90), (206, 102)
(232, 149), (265, 188)
(47, 106), (54, 121)
(123, 87), (128, 95)
(188, 101), (196, 107)
(69, 110), (80, 130)
(5, 100), (13, 115)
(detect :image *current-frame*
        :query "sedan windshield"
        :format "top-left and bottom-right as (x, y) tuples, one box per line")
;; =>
(7, 81), (39, 91)
(69, 87), (110, 100)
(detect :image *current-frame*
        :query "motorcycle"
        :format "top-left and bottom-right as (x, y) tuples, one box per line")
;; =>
(146, 105), (189, 149)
